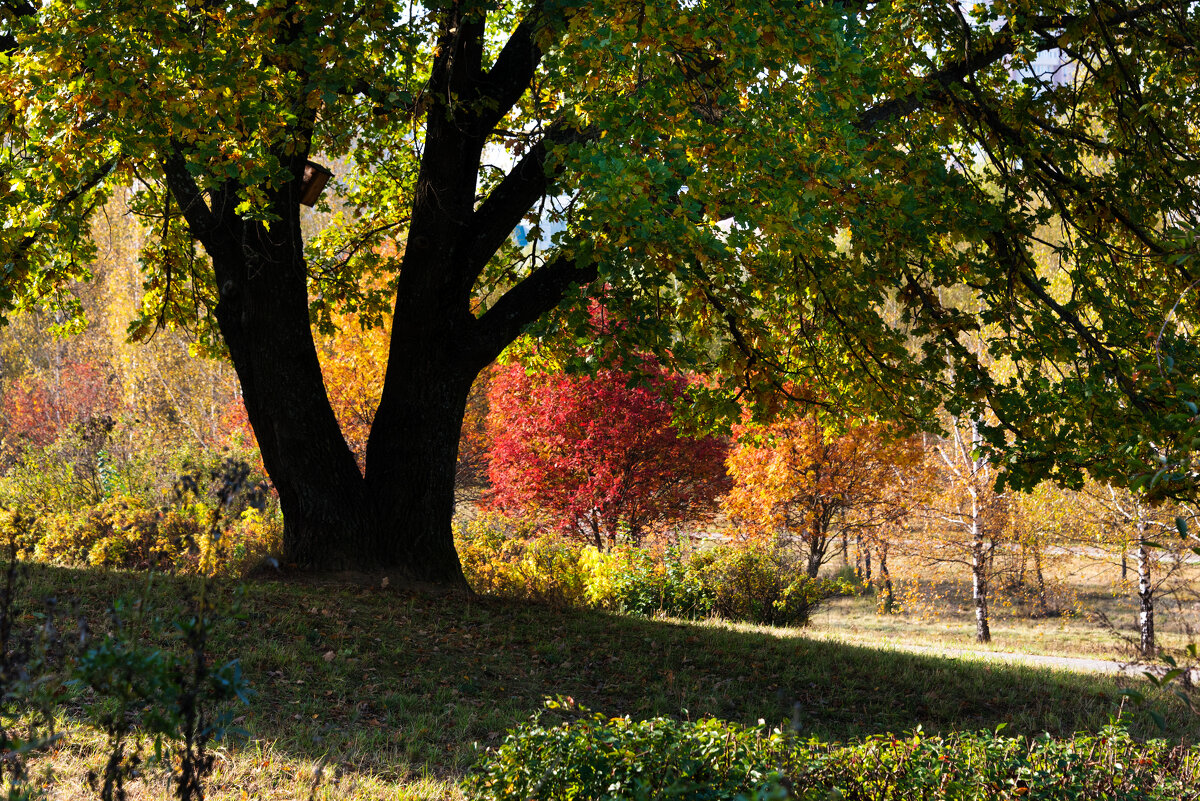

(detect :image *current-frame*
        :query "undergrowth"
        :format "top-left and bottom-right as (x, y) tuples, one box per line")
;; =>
(466, 710), (1200, 800)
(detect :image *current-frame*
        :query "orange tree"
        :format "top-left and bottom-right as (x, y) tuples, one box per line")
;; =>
(3, 0), (1199, 583)
(724, 416), (921, 578)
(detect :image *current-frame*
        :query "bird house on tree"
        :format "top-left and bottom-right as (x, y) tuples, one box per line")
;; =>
(299, 160), (332, 206)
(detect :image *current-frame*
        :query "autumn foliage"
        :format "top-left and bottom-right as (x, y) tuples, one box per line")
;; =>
(485, 362), (727, 549)
(724, 417), (921, 577)
(0, 357), (113, 451)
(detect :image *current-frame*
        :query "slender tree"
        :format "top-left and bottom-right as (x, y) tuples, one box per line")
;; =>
(918, 418), (1010, 643)
(1083, 484), (1192, 657)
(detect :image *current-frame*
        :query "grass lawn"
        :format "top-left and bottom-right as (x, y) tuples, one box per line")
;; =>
(10, 563), (1197, 800)
(807, 549), (1200, 662)
(809, 584), (1200, 661)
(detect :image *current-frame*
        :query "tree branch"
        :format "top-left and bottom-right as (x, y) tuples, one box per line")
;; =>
(989, 229), (1153, 417)
(476, 1), (553, 134)
(3, 157), (117, 278)
(855, 1), (1172, 133)
(0, 0), (35, 52)
(162, 149), (219, 244)
(464, 121), (593, 290)
(471, 253), (597, 364)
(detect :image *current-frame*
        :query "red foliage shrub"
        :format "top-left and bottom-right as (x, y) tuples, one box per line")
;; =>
(0, 359), (113, 448)
(485, 362), (727, 549)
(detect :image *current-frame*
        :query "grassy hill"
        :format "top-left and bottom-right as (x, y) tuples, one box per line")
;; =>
(10, 564), (1194, 800)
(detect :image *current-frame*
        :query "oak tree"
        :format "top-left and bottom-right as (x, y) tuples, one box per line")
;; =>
(3, 0), (1198, 582)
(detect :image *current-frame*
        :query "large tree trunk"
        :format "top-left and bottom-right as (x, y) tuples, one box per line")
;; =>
(366, 352), (476, 584)
(189, 154), (484, 583)
(161, 6), (593, 586)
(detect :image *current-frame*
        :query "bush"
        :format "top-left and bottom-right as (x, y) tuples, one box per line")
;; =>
(606, 545), (714, 619)
(457, 516), (849, 626)
(690, 545), (851, 627)
(222, 506), (283, 576)
(457, 520), (717, 617)
(34, 495), (201, 570)
(457, 513), (595, 607)
(30, 494), (281, 577)
(464, 711), (787, 801)
(465, 714), (1200, 801)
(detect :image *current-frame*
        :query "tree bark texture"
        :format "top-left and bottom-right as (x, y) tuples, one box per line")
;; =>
(970, 489), (991, 643)
(1136, 529), (1155, 657)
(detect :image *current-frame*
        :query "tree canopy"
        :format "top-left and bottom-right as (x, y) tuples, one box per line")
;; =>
(2, 0), (1198, 581)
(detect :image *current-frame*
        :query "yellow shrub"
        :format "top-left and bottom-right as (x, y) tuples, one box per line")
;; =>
(0, 508), (42, 559)
(28, 496), (280, 577)
(217, 506), (283, 576)
(456, 512), (607, 607)
(579, 546), (637, 610)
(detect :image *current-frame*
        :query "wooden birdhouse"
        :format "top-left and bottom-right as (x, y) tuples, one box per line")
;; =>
(299, 160), (333, 207)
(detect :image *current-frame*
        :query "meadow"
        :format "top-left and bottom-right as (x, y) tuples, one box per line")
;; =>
(10, 561), (1195, 801)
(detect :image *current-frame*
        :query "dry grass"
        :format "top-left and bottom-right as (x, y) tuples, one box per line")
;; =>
(808, 546), (1200, 662)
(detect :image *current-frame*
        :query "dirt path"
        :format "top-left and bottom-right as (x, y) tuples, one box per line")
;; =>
(878, 641), (1200, 683)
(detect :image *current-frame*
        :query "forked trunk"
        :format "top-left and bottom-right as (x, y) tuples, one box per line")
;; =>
(213, 242), (476, 582)
(164, 6), (594, 586)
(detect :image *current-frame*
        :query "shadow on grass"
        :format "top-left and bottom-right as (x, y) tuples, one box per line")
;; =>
(12, 562), (1195, 783)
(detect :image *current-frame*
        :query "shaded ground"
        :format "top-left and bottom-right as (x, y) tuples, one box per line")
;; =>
(7, 564), (1195, 799)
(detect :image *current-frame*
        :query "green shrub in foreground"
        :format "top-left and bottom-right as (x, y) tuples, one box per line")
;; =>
(464, 712), (1200, 801)
(464, 710), (787, 801)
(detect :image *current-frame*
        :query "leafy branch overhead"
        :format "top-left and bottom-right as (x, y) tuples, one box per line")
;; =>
(1, 0), (1198, 578)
